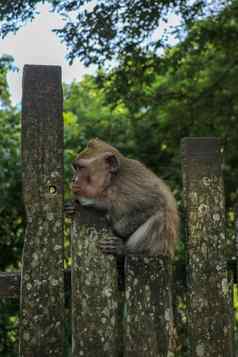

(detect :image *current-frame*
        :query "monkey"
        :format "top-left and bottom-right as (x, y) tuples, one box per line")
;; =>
(70, 138), (179, 257)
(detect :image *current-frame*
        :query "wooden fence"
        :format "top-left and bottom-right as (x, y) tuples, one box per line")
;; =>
(0, 65), (236, 356)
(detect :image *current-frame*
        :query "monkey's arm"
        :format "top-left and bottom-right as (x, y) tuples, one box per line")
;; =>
(111, 208), (155, 239)
(98, 212), (170, 256)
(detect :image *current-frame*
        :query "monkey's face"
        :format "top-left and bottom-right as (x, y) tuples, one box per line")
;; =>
(71, 139), (120, 201)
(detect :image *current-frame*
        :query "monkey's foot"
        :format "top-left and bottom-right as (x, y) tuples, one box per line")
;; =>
(97, 237), (125, 256)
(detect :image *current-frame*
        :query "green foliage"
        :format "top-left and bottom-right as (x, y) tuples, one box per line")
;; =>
(0, 57), (22, 356)
(0, 55), (16, 107)
(0, 0), (229, 65)
(0, 0), (40, 38)
(51, 0), (233, 65)
(63, 76), (133, 190)
(0, 1), (238, 355)
(95, 0), (238, 214)
(0, 58), (22, 271)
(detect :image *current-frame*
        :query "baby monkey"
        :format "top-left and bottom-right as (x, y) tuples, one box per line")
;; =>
(71, 138), (179, 257)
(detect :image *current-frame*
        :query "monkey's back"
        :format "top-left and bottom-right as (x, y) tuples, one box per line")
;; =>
(109, 158), (179, 243)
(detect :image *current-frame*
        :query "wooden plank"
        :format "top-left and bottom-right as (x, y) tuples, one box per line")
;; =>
(182, 137), (234, 356)
(0, 264), (185, 297)
(0, 265), (185, 299)
(71, 207), (122, 357)
(124, 256), (177, 357)
(20, 65), (64, 357)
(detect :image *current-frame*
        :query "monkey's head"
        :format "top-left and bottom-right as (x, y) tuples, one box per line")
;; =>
(72, 138), (121, 203)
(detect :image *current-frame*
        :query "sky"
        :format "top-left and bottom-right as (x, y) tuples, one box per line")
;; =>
(0, 3), (180, 106)
(0, 3), (96, 106)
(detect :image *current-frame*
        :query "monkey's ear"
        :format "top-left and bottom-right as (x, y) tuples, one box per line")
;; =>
(104, 152), (120, 173)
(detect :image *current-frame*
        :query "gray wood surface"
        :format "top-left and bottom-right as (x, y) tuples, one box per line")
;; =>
(71, 207), (122, 357)
(182, 137), (234, 356)
(20, 65), (65, 357)
(124, 256), (177, 357)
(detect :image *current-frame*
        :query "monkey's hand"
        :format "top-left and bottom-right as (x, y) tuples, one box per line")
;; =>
(97, 236), (125, 256)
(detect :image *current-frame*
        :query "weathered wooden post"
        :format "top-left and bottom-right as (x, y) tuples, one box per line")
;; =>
(20, 65), (64, 356)
(182, 137), (234, 356)
(71, 207), (123, 357)
(124, 257), (177, 357)
(71, 203), (177, 357)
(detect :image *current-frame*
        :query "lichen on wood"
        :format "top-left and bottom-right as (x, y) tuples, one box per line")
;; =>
(71, 206), (122, 357)
(124, 256), (177, 357)
(71, 206), (177, 357)
(20, 65), (64, 357)
(182, 137), (234, 357)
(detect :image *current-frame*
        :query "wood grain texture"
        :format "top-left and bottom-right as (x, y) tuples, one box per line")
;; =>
(182, 137), (234, 357)
(20, 65), (64, 357)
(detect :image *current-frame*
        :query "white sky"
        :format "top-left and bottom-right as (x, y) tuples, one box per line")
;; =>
(0, 3), (180, 106)
(0, 3), (96, 106)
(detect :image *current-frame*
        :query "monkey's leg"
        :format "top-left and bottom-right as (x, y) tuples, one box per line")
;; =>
(99, 212), (169, 256)
(125, 212), (169, 256)
(112, 213), (150, 238)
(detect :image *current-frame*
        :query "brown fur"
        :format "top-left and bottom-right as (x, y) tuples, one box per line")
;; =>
(72, 138), (179, 257)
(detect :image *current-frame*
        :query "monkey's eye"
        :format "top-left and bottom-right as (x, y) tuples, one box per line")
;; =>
(72, 163), (80, 172)
(72, 162), (84, 172)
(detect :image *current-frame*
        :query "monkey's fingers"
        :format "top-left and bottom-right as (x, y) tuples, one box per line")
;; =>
(97, 240), (117, 253)
(97, 238), (125, 255)
(97, 238), (122, 249)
